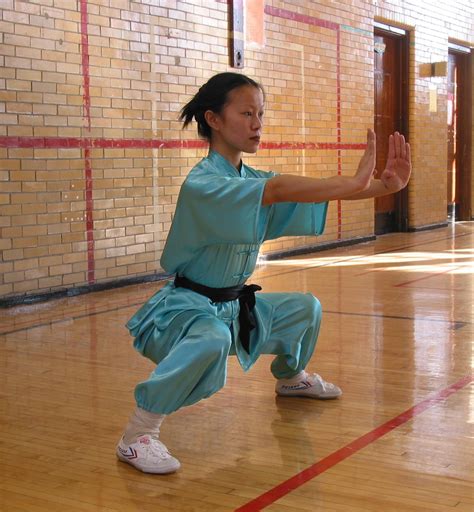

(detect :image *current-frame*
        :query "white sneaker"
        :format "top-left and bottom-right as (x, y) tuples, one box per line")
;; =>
(276, 372), (342, 399)
(116, 434), (181, 474)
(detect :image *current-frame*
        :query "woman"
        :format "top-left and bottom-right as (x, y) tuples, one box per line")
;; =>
(116, 72), (411, 474)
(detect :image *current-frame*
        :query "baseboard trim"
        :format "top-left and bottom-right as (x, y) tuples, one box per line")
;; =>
(407, 222), (448, 232)
(0, 271), (170, 308)
(261, 235), (376, 261)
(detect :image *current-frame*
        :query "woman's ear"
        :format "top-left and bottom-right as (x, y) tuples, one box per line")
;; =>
(204, 110), (221, 132)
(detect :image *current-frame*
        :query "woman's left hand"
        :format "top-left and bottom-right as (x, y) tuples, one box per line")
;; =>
(380, 132), (412, 193)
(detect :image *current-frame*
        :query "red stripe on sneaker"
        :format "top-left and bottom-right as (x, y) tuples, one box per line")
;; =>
(126, 448), (138, 460)
(234, 374), (472, 511)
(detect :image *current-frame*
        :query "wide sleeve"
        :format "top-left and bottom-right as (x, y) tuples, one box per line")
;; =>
(264, 201), (328, 240)
(160, 173), (271, 274)
(181, 173), (271, 244)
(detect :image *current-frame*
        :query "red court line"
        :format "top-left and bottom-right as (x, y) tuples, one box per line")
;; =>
(234, 374), (473, 511)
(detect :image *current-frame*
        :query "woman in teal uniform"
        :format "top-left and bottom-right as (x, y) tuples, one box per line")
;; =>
(116, 73), (411, 474)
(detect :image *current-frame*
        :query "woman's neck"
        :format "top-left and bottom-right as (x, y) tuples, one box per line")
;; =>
(209, 141), (242, 170)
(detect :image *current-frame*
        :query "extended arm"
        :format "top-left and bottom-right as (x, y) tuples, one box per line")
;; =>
(262, 131), (411, 205)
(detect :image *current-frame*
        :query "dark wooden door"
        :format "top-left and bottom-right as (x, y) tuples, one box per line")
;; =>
(447, 49), (472, 221)
(374, 29), (408, 234)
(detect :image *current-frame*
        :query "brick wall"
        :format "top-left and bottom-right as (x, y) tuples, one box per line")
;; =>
(0, 0), (472, 301)
(374, 0), (473, 228)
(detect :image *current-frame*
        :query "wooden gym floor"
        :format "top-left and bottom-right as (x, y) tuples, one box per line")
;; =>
(0, 223), (473, 511)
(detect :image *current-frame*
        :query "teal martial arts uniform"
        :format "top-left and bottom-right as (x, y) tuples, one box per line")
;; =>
(127, 151), (328, 414)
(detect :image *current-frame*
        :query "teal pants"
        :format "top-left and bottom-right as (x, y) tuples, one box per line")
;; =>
(133, 292), (322, 414)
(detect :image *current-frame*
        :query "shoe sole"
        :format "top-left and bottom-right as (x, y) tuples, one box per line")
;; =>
(116, 451), (181, 474)
(276, 391), (342, 400)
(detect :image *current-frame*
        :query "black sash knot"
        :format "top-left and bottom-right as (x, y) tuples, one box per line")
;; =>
(174, 275), (262, 354)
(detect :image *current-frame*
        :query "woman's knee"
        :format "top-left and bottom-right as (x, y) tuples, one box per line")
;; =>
(188, 319), (232, 363)
(295, 293), (321, 320)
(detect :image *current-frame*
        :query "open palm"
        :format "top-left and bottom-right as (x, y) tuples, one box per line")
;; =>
(380, 132), (412, 193)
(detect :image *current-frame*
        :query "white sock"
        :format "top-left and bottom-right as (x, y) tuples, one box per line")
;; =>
(278, 370), (307, 384)
(122, 407), (166, 444)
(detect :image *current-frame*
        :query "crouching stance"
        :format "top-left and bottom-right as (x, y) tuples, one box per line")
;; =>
(117, 73), (411, 474)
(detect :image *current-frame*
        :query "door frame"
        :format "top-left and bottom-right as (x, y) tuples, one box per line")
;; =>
(374, 22), (410, 232)
(448, 41), (472, 221)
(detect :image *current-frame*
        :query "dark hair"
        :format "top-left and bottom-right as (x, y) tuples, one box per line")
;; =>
(179, 72), (263, 141)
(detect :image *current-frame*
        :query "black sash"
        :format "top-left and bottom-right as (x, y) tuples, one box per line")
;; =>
(174, 275), (261, 354)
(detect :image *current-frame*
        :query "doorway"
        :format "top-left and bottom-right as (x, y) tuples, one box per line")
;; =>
(447, 44), (472, 221)
(374, 23), (409, 234)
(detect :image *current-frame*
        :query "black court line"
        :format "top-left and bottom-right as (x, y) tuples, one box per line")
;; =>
(1, 231), (471, 336)
(0, 301), (144, 337)
(1, 302), (468, 337)
(324, 310), (467, 330)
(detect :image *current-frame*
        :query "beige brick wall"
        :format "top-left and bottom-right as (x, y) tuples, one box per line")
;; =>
(0, 0), (472, 300)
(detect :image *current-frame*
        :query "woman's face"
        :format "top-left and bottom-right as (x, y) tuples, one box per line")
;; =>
(209, 85), (265, 157)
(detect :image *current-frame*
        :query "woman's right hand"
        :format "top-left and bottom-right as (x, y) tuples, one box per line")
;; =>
(354, 129), (376, 191)
(262, 128), (378, 205)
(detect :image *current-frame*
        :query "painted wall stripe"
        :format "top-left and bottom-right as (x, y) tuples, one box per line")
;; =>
(0, 136), (365, 151)
(234, 374), (473, 511)
(79, 0), (95, 284)
(262, 141), (365, 151)
(80, 0), (91, 131)
(264, 5), (339, 31)
(84, 147), (95, 282)
(336, 28), (342, 240)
